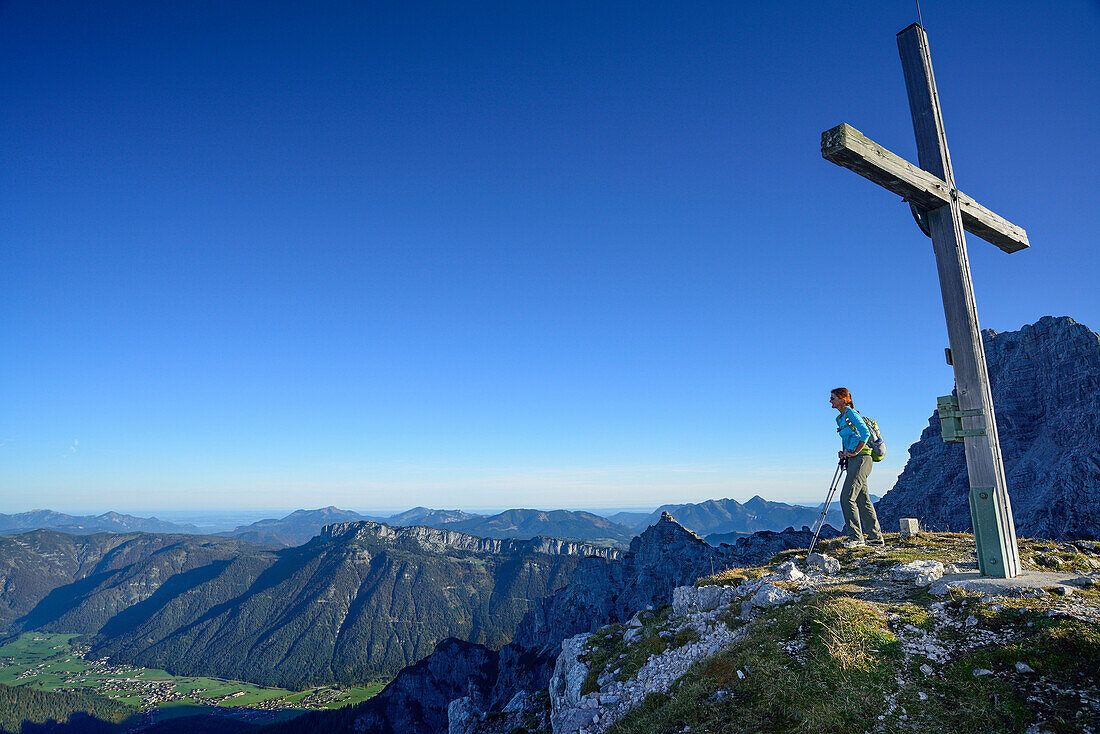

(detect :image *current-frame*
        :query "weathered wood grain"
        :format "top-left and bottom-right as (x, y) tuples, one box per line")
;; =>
(821, 123), (1028, 253)
(897, 22), (1021, 578)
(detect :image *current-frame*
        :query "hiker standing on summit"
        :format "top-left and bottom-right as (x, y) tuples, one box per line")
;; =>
(830, 388), (884, 547)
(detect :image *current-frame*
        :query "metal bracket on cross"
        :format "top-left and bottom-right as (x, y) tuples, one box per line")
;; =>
(937, 395), (986, 443)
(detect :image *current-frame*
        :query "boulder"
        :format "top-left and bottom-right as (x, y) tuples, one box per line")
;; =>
(776, 560), (804, 581)
(672, 585), (738, 616)
(890, 560), (945, 586)
(741, 583), (795, 618)
(807, 553), (841, 574)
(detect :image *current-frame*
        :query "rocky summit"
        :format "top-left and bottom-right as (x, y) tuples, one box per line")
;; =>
(877, 316), (1100, 540)
(536, 533), (1100, 734)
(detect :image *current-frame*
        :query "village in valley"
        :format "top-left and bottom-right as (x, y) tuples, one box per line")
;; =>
(0, 633), (382, 726)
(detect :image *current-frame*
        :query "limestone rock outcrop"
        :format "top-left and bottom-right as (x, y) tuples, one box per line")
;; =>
(876, 316), (1100, 540)
(321, 521), (621, 560)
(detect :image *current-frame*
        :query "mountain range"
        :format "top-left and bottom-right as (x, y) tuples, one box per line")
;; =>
(214, 500), (843, 550)
(2, 498), (847, 553)
(217, 506), (372, 546)
(0, 510), (200, 536)
(610, 495), (847, 537)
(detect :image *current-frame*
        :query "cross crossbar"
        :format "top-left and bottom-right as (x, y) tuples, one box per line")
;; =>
(821, 123), (1029, 253)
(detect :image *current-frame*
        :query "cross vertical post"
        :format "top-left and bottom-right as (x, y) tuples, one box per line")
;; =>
(895, 24), (1020, 577)
(821, 24), (1028, 578)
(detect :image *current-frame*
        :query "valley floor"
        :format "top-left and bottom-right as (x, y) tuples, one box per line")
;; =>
(0, 633), (385, 728)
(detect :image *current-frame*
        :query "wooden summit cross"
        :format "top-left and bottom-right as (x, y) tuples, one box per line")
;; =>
(821, 24), (1028, 578)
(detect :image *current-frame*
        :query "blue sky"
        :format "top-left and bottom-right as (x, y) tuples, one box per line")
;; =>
(2, 0), (1098, 514)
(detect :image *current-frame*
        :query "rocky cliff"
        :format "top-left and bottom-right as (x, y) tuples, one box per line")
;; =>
(386, 508), (636, 549)
(876, 316), (1100, 540)
(320, 521), (621, 560)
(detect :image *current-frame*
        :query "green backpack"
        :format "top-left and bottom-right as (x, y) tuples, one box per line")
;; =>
(842, 410), (887, 462)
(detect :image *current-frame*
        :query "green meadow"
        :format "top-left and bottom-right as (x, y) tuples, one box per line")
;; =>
(0, 633), (384, 713)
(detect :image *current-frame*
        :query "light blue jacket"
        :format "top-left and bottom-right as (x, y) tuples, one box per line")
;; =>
(836, 407), (871, 453)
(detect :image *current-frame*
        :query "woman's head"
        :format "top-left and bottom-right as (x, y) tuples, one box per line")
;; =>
(830, 387), (854, 409)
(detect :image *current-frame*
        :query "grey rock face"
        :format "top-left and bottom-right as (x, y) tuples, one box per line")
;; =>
(448, 696), (480, 734)
(504, 515), (833, 664)
(549, 633), (595, 733)
(876, 316), (1100, 540)
(321, 521), (621, 560)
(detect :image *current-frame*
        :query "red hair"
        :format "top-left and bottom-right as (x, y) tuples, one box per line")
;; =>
(831, 387), (854, 408)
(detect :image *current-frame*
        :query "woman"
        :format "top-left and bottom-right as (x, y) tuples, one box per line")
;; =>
(829, 387), (883, 548)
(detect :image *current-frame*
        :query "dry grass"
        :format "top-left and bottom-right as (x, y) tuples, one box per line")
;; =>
(812, 597), (896, 672)
(695, 566), (766, 588)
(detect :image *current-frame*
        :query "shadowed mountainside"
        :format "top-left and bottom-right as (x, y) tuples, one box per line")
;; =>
(88, 522), (617, 688)
(0, 531), (259, 635)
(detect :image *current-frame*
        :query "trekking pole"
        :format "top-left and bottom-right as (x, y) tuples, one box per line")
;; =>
(807, 458), (847, 557)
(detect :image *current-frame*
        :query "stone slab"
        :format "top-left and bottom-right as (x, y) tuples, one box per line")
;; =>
(899, 518), (920, 538)
(929, 570), (1088, 596)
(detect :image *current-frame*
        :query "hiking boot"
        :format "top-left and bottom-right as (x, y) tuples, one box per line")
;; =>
(842, 540), (866, 549)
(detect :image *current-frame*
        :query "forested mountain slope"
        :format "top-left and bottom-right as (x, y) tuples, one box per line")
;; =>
(0, 531), (256, 634)
(89, 522), (617, 688)
(0, 682), (134, 734)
